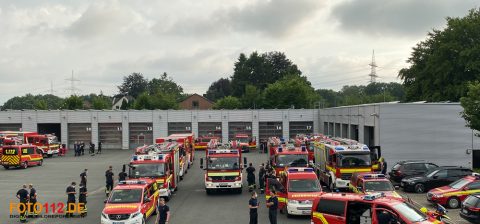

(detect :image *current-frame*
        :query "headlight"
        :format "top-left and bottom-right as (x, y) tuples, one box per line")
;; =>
(303, 200), (313, 205)
(131, 212), (141, 218)
(235, 176), (241, 181)
(101, 212), (108, 219)
(433, 194), (442, 198)
(289, 200), (299, 204)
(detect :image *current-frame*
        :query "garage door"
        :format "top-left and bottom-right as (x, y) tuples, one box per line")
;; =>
(99, 123), (122, 149)
(68, 123), (92, 149)
(168, 122), (192, 135)
(198, 122), (222, 138)
(129, 123), (153, 149)
(289, 121), (313, 138)
(0, 123), (21, 131)
(259, 122), (282, 142)
(228, 122), (252, 140)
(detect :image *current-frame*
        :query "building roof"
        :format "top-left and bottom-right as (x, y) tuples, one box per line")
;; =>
(180, 93), (214, 104)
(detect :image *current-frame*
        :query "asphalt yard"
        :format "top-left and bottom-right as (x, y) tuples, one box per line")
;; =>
(0, 149), (470, 224)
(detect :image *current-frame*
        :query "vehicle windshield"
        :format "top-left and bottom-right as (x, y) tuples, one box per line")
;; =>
(464, 196), (480, 207)
(449, 178), (470, 189)
(425, 169), (438, 177)
(288, 179), (321, 192)
(392, 163), (402, 170)
(48, 136), (59, 144)
(337, 153), (371, 167)
(236, 137), (249, 143)
(364, 181), (394, 192)
(129, 164), (165, 178)
(277, 154), (308, 167)
(201, 138), (212, 143)
(392, 202), (427, 222)
(108, 189), (142, 203)
(207, 157), (239, 170)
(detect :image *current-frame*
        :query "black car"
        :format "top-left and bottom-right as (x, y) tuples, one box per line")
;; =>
(401, 166), (473, 193)
(460, 194), (480, 223)
(389, 160), (438, 183)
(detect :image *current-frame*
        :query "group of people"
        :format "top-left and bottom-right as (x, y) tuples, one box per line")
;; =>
(73, 141), (102, 156)
(15, 184), (37, 223)
(65, 169), (89, 217)
(246, 162), (276, 194)
(246, 162), (278, 224)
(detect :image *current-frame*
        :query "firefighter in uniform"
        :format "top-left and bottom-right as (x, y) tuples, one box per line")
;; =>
(266, 190), (278, 224)
(79, 183), (87, 217)
(28, 184), (38, 217)
(119, 165), (128, 182)
(66, 182), (76, 218)
(258, 164), (266, 194)
(246, 163), (256, 192)
(105, 166), (114, 197)
(16, 184), (29, 223)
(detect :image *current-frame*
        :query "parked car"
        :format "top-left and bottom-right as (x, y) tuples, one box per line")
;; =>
(460, 194), (480, 223)
(389, 160), (438, 183)
(401, 166), (473, 193)
(427, 174), (480, 208)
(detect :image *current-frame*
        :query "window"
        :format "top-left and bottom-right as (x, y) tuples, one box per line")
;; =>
(316, 199), (345, 216)
(409, 163), (427, 171)
(447, 169), (464, 177)
(466, 182), (480, 190)
(434, 170), (448, 178)
(149, 186), (155, 197)
(36, 148), (43, 155)
(426, 163), (438, 170)
(192, 100), (199, 109)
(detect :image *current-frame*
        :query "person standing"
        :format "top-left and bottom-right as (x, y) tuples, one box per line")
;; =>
(380, 157), (387, 175)
(258, 164), (266, 194)
(155, 197), (170, 224)
(248, 191), (259, 224)
(97, 141), (102, 154)
(80, 169), (88, 187)
(266, 190), (278, 224)
(105, 166), (114, 197)
(28, 184), (37, 217)
(79, 183), (88, 217)
(16, 184), (29, 223)
(246, 163), (256, 192)
(119, 165), (127, 182)
(66, 182), (76, 218)
(80, 142), (85, 156)
(74, 142), (78, 157)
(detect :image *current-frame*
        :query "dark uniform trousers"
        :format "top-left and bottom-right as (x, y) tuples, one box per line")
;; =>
(249, 210), (258, 224)
(269, 210), (277, 224)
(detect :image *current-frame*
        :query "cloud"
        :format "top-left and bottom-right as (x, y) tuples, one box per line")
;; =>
(331, 0), (479, 36)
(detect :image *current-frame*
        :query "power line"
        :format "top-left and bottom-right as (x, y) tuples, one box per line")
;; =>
(65, 70), (80, 96)
(368, 50), (378, 83)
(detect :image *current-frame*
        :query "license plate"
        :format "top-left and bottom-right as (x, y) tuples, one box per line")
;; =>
(113, 222), (124, 224)
(219, 184), (228, 187)
(302, 211), (310, 215)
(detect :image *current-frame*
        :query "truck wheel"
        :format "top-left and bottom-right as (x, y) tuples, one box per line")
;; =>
(22, 162), (28, 169)
(447, 197), (460, 209)
(3, 166), (9, 170)
(47, 154), (53, 158)
(206, 189), (212, 195)
(235, 188), (242, 194)
(414, 183), (425, 193)
(180, 175), (184, 180)
(38, 160), (43, 166)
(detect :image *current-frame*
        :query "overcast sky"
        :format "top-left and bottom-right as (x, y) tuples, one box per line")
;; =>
(0, 0), (478, 104)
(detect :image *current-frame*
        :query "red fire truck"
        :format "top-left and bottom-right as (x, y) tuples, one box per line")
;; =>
(24, 133), (61, 157)
(156, 133), (194, 169)
(1, 144), (44, 169)
(200, 145), (247, 194)
(195, 135), (220, 150)
(101, 179), (158, 224)
(130, 142), (181, 200)
(231, 133), (256, 153)
(266, 167), (323, 217)
(269, 142), (309, 176)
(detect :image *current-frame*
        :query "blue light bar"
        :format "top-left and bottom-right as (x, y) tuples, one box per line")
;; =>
(363, 146), (369, 150)
(363, 174), (386, 179)
(363, 192), (385, 201)
(133, 155), (138, 161)
(287, 167), (314, 173)
(335, 146), (344, 151)
(278, 147), (283, 152)
(301, 146), (306, 152)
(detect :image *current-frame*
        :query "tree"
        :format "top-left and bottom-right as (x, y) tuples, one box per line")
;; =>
(92, 95), (111, 109)
(148, 72), (184, 101)
(63, 95), (84, 110)
(263, 75), (319, 109)
(460, 81), (480, 134)
(118, 73), (148, 98)
(316, 89), (340, 108)
(399, 9), (480, 102)
(241, 84), (261, 109)
(34, 100), (48, 110)
(1, 94), (64, 110)
(213, 96), (242, 109)
(134, 92), (154, 110)
(205, 78), (232, 101)
(134, 92), (179, 110)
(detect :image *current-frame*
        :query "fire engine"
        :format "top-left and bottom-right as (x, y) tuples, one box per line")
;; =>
(156, 133), (194, 169)
(427, 174), (480, 208)
(101, 179), (159, 224)
(1, 144), (43, 169)
(269, 140), (309, 176)
(266, 167), (322, 217)
(130, 142), (182, 201)
(231, 133), (256, 152)
(24, 133), (60, 157)
(195, 135), (220, 150)
(311, 192), (445, 224)
(349, 173), (401, 198)
(332, 137), (382, 172)
(200, 144), (247, 194)
(313, 139), (372, 190)
(294, 134), (327, 164)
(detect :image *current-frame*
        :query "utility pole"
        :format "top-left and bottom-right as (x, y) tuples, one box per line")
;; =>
(49, 81), (56, 95)
(369, 50), (378, 83)
(65, 70), (80, 96)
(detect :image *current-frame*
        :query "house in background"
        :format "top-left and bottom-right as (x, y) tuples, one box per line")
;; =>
(179, 94), (213, 110)
(112, 95), (133, 109)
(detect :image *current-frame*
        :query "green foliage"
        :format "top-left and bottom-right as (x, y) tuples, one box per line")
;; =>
(460, 81), (480, 133)
(213, 96), (242, 109)
(92, 95), (111, 110)
(263, 75), (319, 109)
(399, 9), (480, 101)
(205, 78), (232, 101)
(118, 73), (148, 98)
(1, 94), (64, 110)
(148, 72), (184, 101)
(34, 99), (48, 110)
(230, 52), (301, 97)
(134, 92), (178, 110)
(63, 95), (84, 110)
(241, 85), (261, 109)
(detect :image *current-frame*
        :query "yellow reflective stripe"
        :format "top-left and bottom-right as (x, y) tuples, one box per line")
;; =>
(145, 191), (160, 218)
(207, 172), (239, 176)
(265, 195), (286, 203)
(312, 212), (329, 224)
(392, 191), (402, 198)
(1, 155), (20, 165)
(372, 164), (380, 169)
(21, 155), (42, 161)
(444, 189), (480, 197)
(339, 168), (371, 173)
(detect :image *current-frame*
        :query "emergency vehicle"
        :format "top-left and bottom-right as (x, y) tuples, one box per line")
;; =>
(294, 134), (327, 164)
(349, 173), (401, 198)
(156, 133), (194, 169)
(130, 142), (182, 200)
(311, 192), (446, 224)
(195, 135), (220, 150)
(24, 133), (60, 157)
(200, 145), (247, 194)
(266, 167), (322, 216)
(232, 133), (256, 152)
(101, 179), (159, 224)
(313, 139), (373, 190)
(427, 174), (480, 209)
(332, 137), (382, 172)
(1, 144), (43, 169)
(269, 142), (309, 176)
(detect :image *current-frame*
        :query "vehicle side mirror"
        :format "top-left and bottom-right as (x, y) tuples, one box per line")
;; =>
(200, 158), (204, 169)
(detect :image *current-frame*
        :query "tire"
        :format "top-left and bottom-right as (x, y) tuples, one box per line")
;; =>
(447, 197), (460, 209)
(235, 188), (242, 194)
(47, 154), (53, 158)
(3, 166), (9, 170)
(206, 189), (213, 195)
(414, 183), (425, 193)
(22, 162), (28, 169)
(38, 160), (43, 166)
